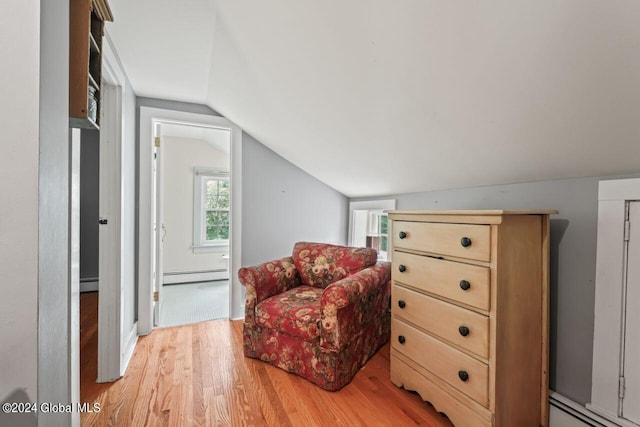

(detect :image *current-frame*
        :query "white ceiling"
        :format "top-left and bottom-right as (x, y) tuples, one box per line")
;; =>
(107, 1), (640, 198)
(161, 123), (230, 154)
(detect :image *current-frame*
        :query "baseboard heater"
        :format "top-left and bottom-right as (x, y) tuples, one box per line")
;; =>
(163, 269), (228, 285)
(80, 277), (98, 293)
(549, 393), (620, 427)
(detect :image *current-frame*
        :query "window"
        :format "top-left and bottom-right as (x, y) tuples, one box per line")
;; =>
(349, 199), (396, 261)
(193, 169), (229, 252)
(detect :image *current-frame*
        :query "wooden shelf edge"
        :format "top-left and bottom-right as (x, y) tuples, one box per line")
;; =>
(70, 116), (100, 130)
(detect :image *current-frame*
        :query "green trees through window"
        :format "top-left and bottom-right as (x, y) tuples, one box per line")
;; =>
(204, 178), (230, 241)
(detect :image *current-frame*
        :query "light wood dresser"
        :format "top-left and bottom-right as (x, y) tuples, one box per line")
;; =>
(387, 210), (556, 427)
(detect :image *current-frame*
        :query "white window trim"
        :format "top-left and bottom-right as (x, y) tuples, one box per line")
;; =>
(193, 168), (230, 253)
(588, 177), (640, 426)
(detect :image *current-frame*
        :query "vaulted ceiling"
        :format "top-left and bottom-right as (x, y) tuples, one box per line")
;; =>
(107, 1), (640, 197)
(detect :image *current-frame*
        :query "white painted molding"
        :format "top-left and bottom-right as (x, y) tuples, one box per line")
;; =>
(121, 322), (138, 377)
(550, 393), (620, 427)
(589, 177), (640, 425)
(138, 107), (243, 334)
(599, 178), (640, 201)
(163, 270), (228, 284)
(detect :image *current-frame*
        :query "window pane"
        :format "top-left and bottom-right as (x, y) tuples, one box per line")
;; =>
(205, 179), (230, 209)
(380, 236), (388, 252)
(205, 210), (229, 241)
(380, 215), (388, 234)
(218, 181), (230, 209)
(206, 180), (219, 209)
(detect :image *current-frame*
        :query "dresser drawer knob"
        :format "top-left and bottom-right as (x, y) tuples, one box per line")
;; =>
(458, 370), (469, 382)
(458, 326), (470, 337)
(398, 264), (407, 273)
(459, 280), (471, 291)
(398, 335), (406, 344)
(460, 237), (472, 247)
(398, 231), (407, 239)
(398, 300), (406, 309)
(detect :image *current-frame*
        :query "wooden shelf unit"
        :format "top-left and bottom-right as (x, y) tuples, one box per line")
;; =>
(69, 0), (113, 130)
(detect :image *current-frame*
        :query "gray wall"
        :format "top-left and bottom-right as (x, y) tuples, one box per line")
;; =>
(80, 130), (100, 280)
(353, 173), (640, 405)
(241, 133), (349, 266)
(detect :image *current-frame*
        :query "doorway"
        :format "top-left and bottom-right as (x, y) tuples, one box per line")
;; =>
(138, 107), (244, 335)
(154, 122), (232, 327)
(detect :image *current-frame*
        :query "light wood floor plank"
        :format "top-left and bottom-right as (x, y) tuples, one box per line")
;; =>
(80, 292), (452, 426)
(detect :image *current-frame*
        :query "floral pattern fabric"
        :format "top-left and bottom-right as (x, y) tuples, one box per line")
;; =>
(320, 263), (391, 350)
(292, 241), (377, 289)
(238, 242), (391, 391)
(238, 256), (301, 328)
(256, 286), (323, 341)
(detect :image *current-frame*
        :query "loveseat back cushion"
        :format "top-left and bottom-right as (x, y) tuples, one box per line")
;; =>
(292, 242), (377, 289)
(255, 285), (323, 341)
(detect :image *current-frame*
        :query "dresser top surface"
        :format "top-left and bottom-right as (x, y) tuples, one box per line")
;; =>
(387, 209), (558, 216)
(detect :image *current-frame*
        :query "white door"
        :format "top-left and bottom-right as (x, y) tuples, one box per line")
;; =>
(95, 35), (139, 382)
(623, 201), (640, 424)
(152, 125), (164, 326)
(97, 81), (123, 382)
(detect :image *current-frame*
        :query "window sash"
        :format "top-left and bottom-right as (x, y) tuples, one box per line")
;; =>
(194, 171), (230, 247)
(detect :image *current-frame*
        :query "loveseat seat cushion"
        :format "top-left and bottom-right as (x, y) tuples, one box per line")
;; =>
(255, 285), (323, 341)
(292, 242), (377, 289)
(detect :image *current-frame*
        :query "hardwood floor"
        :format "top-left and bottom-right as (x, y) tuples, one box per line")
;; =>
(80, 292), (452, 426)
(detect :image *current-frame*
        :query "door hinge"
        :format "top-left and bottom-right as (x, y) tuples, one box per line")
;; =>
(619, 376), (626, 399)
(624, 220), (631, 242)
(153, 291), (159, 302)
(154, 137), (160, 147)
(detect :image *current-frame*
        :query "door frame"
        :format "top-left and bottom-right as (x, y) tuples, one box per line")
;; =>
(588, 177), (640, 426)
(96, 36), (138, 382)
(137, 107), (243, 335)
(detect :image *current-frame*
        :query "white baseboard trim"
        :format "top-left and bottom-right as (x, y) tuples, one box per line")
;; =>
(120, 322), (138, 377)
(549, 393), (622, 427)
(80, 279), (98, 293)
(163, 269), (228, 284)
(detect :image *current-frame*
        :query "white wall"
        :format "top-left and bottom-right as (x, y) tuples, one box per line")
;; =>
(0, 0), (40, 411)
(162, 136), (229, 274)
(162, 137), (229, 274)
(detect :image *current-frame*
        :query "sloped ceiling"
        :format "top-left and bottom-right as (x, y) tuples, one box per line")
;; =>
(107, 1), (640, 197)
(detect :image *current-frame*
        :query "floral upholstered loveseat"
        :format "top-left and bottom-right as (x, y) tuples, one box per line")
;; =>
(238, 242), (391, 391)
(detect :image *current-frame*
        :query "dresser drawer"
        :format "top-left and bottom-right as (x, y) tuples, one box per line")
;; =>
(392, 251), (490, 311)
(392, 318), (489, 407)
(391, 356), (492, 427)
(393, 221), (491, 262)
(392, 285), (489, 359)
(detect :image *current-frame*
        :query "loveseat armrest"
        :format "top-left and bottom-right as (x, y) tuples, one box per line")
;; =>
(320, 262), (391, 349)
(238, 257), (301, 324)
